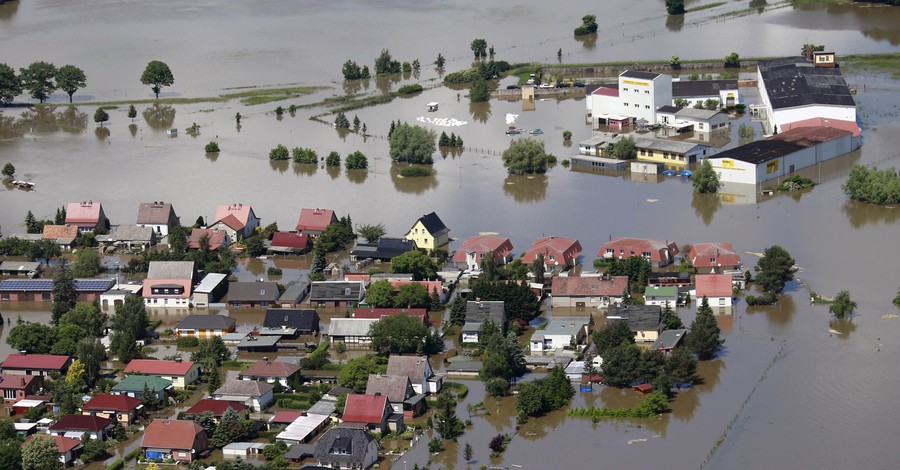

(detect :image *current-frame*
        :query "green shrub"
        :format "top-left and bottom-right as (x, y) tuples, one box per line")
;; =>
(399, 166), (432, 177)
(176, 336), (200, 347)
(105, 460), (125, 470)
(205, 141), (220, 153)
(444, 68), (481, 84)
(269, 144), (289, 160)
(778, 176), (816, 191)
(443, 381), (469, 399)
(267, 267), (283, 276)
(398, 84), (424, 95)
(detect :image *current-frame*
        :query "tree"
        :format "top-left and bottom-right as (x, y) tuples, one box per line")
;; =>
(357, 223), (386, 243)
(7, 322), (54, 353)
(325, 151), (341, 167)
(243, 235), (266, 257)
(801, 43), (825, 58)
(127, 104), (137, 121)
(661, 305), (684, 330)
(841, 164), (900, 205)
(76, 338), (106, 388)
(754, 245), (797, 294)
(1, 163), (13, 179)
(19, 61), (57, 103)
(435, 53), (446, 68)
(334, 111), (350, 129)
(395, 283), (431, 308)
(191, 336), (230, 367)
(391, 250), (438, 280)
(592, 320), (635, 356)
(0, 63), (22, 104)
(470, 38), (488, 59)
(269, 144), (289, 160)
(140, 60), (175, 99)
(51, 260), (77, 325)
(345, 150), (368, 170)
(689, 297), (724, 360)
(600, 343), (642, 387)
(665, 345), (698, 384)
(607, 136), (637, 160)
(666, 0), (685, 15)
(389, 124), (436, 164)
(365, 280), (395, 308)
(469, 76), (490, 103)
(206, 365), (222, 393)
(205, 141), (220, 153)
(374, 49), (401, 75)
(71, 247), (102, 277)
(433, 391), (464, 439)
(109, 295), (150, 362)
(724, 52), (741, 68)
(370, 314), (433, 355)
(502, 139), (548, 175)
(211, 407), (251, 447)
(342, 60), (363, 80)
(430, 287), (443, 311)
(338, 355), (383, 393)
(463, 442), (474, 462)
(829, 291), (857, 319)
(292, 146), (318, 164)
(449, 297), (467, 325)
(55, 65), (87, 103)
(22, 435), (63, 470)
(0, 439), (22, 470)
(692, 159), (721, 193)
(531, 254), (545, 281)
(53, 324), (87, 357)
(574, 14), (599, 35)
(80, 435), (110, 462)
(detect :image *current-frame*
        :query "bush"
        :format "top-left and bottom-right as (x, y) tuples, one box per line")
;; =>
(562, 159), (570, 166)
(267, 267), (283, 276)
(176, 336), (200, 347)
(205, 141), (220, 153)
(443, 381), (469, 399)
(444, 68), (481, 84)
(398, 84), (424, 95)
(574, 15), (598, 36)
(778, 176), (815, 191)
(345, 151), (368, 170)
(400, 166), (432, 177)
(269, 144), (289, 160)
(842, 164), (900, 205)
(745, 291), (777, 306)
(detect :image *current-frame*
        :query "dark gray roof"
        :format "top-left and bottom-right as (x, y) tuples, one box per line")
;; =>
(446, 361), (483, 373)
(213, 379), (274, 397)
(175, 314), (235, 331)
(386, 356), (433, 381)
(365, 374), (413, 403)
(314, 428), (377, 467)
(465, 301), (506, 324)
(136, 202), (179, 226)
(621, 70), (660, 80)
(228, 281), (280, 302)
(350, 237), (417, 261)
(607, 305), (662, 332)
(672, 79), (738, 98)
(649, 272), (691, 282)
(147, 261), (194, 280)
(310, 281), (364, 301)
(657, 105), (682, 114)
(416, 212), (449, 236)
(713, 139), (806, 165)
(759, 58), (855, 109)
(263, 309), (319, 331)
(652, 329), (687, 350)
(279, 279), (310, 302)
(286, 445), (318, 460)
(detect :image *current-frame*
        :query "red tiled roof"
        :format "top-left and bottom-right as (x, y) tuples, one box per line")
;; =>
(214, 213), (245, 231)
(242, 360), (301, 379)
(271, 411), (304, 424)
(354, 308), (427, 322)
(124, 359), (197, 376)
(296, 208), (336, 232)
(342, 394), (387, 424)
(0, 374), (41, 390)
(344, 273), (371, 284)
(592, 87), (619, 97)
(271, 231), (310, 249)
(142, 279), (192, 298)
(2, 354), (70, 371)
(141, 419), (205, 450)
(83, 394), (142, 412)
(451, 236), (513, 263)
(50, 414), (114, 432)
(778, 118), (860, 137)
(185, 399), (247, 417)
(551, 276), (629, 297)
(390, 280), (443, 296)
(65, 201), (103, 225)
(213, 204), (256, 230)
(521, 237), (583, 266)
(42, 225), (79, 240)
(689, 243), (741, 269)
(769, 125), (851, 147)
(695, 274), (734, 298)
(25, 435), (81, 454)
(598, 238), (679, 264)
(189, 228), (227, 250)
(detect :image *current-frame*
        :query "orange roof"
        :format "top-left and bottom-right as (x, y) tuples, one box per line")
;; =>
(42, 225), (78, 240)
(551, 276), (629, 297)
(189, 228), (228, 250)
(451, 235), (513, 263)
(141, 419), (205, 450)
(779, 118), (860, 137)
(769, 125), (852, 147)
(25, 435), (81, 454)
(598, 237), (679, 264)
(342, 394), (387, 424)
(695, 274), (733, 297)
(296, 208), (337, 232)
(689, 243), (741, 269)
(65, 201), (103, 225)
(344, 273), (371, 285)
(213, 204), (256, 230)
(271, 410), (304, 424)
(521, 236), (582, 266)
(124, 359), (197, 376)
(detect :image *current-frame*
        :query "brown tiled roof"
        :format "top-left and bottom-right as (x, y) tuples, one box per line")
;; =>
(551, 276), (629, 297)
(271, 231), (310, 249)
(386, 356), (431, 381)
(213, 379), (275, 398)
(189, 228), (227, 250)
(82, 394), (142, 412)
(695, 274), (734, 297)
(689, 243), (741, 269)
(451, 235), (513, 263)
(141, 419), (205, 450)
(49, 414), (114, 432)
(0, 374), (42, 390)
(213, 204), (256, 230)
(42, 225), (78, 240)
(65, 201), (103, 225)
(136, 202), (177, 225)
(598, 238), (679, 264)
(365, 375), (412, 403)
(342, 394), (387, 424)
(25, 435), (81, 454)
(296, 208), (337, 232)
(3, 354), (70, 371)
(242, 360), (301, 379)
(185, 399), (247, 417)
(124, 359), (197, 376)
(521, 237), (583, 266)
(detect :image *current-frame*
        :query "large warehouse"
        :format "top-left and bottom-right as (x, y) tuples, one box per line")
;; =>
(708, 125), (861, 185)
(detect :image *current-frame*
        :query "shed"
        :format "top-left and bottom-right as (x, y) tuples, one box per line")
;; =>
(633, 383), (653, 394)
(223, 442), (268, 457)
(427, 102), (439, 112)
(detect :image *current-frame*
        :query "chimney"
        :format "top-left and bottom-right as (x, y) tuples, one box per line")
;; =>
(19, 351), (26, 356)
(175, 357), (183, 363)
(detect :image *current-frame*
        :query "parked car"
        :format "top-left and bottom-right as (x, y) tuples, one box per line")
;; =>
(529, 128), (544, 135)
(538, 83), (553, 89)
(507, 85), (521, 90)
(573, 82), (586, 87)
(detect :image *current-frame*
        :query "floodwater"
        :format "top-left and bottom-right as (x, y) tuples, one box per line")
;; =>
(2, 1), (900, 469)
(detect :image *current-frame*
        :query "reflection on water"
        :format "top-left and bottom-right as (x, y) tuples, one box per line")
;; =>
(574, 32), (597, 50)
(58, 106), (88, 134)
(503, 174), (548, 203)
(293, 163), (317, 177)
(95, 126), (110, 140)
(390, 165), (438, 195)
(375, 74), (400, 95)
(326, 165), (340, 180)
(205, 151), (219, 163)
(128, 123), (138, 137)
(346, 168), (368, 184)
(0, 0), (17, 20)
(142, 104), (176, 130)
(749, 0), (767, 14)
(666, 14), (685, 32)
(469, 101), (491, 125)
(269, 159), (289, 174)
(829, 317), (857, 339)
(842, 200), (900, 228)
(691, 192), (721, 225)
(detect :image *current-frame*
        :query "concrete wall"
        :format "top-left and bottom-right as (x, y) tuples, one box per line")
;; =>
(772, 105), (857, 135)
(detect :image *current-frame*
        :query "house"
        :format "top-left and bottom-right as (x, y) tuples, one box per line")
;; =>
(309, 281), (366, 308)
(461, 301), (506, 343)
(25, 435), (82, 467)
(136, 201), (180, 238)
(65, 201), (109, 232)
(142, 261), (195, 308)
(451, 235), (514, 271)
(174, 314), (236, 338)
(328, 318), (378, 347)
(223, 442), (268, 458)
(0, 278), (114, 302)
(141, 419), (209, 463)
(648, 271), (692, 287)
(212, 379), (275, 411)
(366, 374), (424, 418)
(709, 126), (860, 186)
(276, 412), (332, 445)
(529, 318), (589, 353)
(521, 237), (583, 271)
(644, 286), (678, 309)
(269, 231), (312, 254)
(242, 359), (302, 388)
(651, 329), (687, 356)
(656, 107), (731, 134)
(404, 212), (450, 253)
(388, 280), (446, 304)
(210, 203), (261, 240)
(270, 411), (305, 428)
(756, 53), (858, 136)
(633, 136), (711, 167)
(185, 399), (248, 422)
(349, 237), (417, 262)
(0, 260), (42, 277)
(672, 79), (741, 108)
(689, 242), (742, 273)
(81, 394), (143, 425)
(0, 374), (43, 401)
(237, 335), (281, 352)
(386, 355), (442, 395)
(563, 361), (586, 382)
(607, 305), (663, 343)
(578, 132), (629, 157)
(263, 309), (320, 336)
(342, 394), (396, 435)
(550, 276), (629, 308)
(296, 208), (338, 236)
(191, 273), (229, 307)
(278, 280), (313, 307)
(598, 237), (679, 268)
(123, 359), (201, 389)
(110, 376), (172, 402)
(313, 426), (379, 470)
(227, 281), (280, 307)
(48, 414), (114, 440)
(96, 225), (157, 249)
(41, 225), (79, 250)
(694, 274), (734, 308)
(444, 361), (483, 377)
(12, 399), (47, 417)
(2, 353), (72, 376)
(188, 228), (230, 251)
(586, 70), (673, 127)
(353, 308), (427, 324)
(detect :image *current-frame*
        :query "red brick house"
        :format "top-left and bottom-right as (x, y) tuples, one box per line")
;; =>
(451, 235), (514, 271)
(141, 419), (209, 463)
(81, 394), (143, 425)
(598, 237), (679, 268)
(0, 374), (43, 401)
(521, 236), (583, 271)
(2, 354), (72, 376)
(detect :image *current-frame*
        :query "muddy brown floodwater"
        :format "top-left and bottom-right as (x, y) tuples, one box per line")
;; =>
(2, 1), (900, 469)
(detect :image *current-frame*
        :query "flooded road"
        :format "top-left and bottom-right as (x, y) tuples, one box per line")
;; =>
(2, 1), (900, 469)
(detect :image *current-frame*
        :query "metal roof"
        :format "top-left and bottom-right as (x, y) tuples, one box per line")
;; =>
(174, 314), (235, 331)
(621, 70), (660, 80)
(0, 279), (114, 292)
(147, 261), (194, 280)
(672, 79), (738, 98)
(759, 58), (855, 110)
(194, 273), (228, 293)
(327, 318), (377, 337)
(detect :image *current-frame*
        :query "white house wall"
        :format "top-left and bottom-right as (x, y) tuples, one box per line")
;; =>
(771, 105), (857, 136)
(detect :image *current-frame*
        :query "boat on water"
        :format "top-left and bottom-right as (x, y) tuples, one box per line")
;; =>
(11, 180), (35, 190)
(505, 126), (524, 135)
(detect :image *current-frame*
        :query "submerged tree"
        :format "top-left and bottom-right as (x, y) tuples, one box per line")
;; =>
(829, 290), (857, 319)
(688, 297), (723, 360)
(140, 60), (175, 99)
(19, 61), (57, 103)
(55, 65), (87, 103)
(692, 159), (721, 194)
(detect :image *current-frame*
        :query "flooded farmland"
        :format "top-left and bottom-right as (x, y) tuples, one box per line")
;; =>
(2, 0), (900, 469)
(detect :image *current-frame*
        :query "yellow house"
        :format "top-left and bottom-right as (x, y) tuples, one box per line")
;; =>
(634, 136), (710, 168)
(404, 212), (450, 253)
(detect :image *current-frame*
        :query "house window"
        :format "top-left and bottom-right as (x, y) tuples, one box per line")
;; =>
(606, 249), (614, 255)
(645, 105), (650, 109)
(623, 88), (628, 92)
(642, 251), (652, 258)
(645, 90), (650, 94)
(640, 149), (646, 156)
(634, 104), (639, 107)
(709, 257), (717, 263)
(618, 249), (624, 255)
(624, 102), (629, 106)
